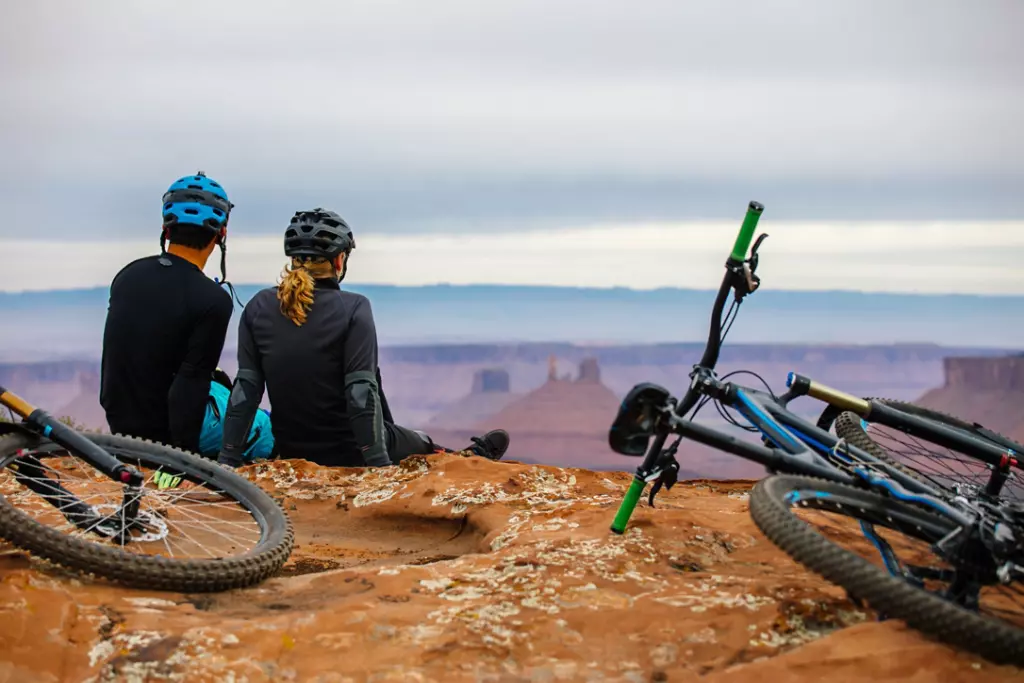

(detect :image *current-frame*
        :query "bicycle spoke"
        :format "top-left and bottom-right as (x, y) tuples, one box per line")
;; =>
(1, 449), (263, 561)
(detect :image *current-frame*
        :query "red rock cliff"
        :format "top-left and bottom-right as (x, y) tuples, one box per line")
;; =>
(916, 355), (1024, 442)
(942, 356), (1024, 392)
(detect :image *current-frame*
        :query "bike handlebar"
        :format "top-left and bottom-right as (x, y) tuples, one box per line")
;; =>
(730, 201), (765, 263)
(675, 200), (765, 417)
(609, 201), (765, 534)
(611, 479), (646, 533)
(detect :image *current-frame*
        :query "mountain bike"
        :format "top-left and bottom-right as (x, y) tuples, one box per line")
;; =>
(0, 385), (294, 592)
(607, 201), (1024, 665)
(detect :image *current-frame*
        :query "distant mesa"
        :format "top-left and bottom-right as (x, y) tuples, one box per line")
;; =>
(915, 354), (1024, 444)
(577, 357), (601, 383)
(424, 368), (522, 431)
(472, 368), (510, 394)
(942, 355), (1024, 393)
(473, 356), (620, 437)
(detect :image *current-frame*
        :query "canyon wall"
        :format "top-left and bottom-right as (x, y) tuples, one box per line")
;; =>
(915, 354), (1024, 443)
(5, 345), (1021, 474)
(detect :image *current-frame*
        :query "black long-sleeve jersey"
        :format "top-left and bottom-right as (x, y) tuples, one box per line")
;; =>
(218, 278), (394, 467)
(99, 253), (233, 452)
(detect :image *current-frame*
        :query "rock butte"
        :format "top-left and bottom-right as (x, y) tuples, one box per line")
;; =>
(1, 454), (1018, 682)
(425, 368), (524, 431)
(918, 356), (1024, 443)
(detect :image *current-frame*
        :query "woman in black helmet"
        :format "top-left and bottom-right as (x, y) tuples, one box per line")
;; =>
(216, 208), (510, 469)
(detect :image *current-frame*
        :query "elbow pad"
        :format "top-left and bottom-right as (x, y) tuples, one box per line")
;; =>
(344, 371), (390, 467)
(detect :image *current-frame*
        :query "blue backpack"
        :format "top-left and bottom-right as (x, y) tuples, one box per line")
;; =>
(197, 380), (275, 462)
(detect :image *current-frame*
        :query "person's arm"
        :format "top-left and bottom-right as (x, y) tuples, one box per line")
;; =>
(344, 297), (391, 467)
(376, 366), (395, 424)
(167, 293), (233, 452)
(218, 307), (266, 467)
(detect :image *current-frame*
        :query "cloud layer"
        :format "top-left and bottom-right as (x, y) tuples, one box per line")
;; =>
(2, 0), (1022, 240)
(3, 220), (1021, 295)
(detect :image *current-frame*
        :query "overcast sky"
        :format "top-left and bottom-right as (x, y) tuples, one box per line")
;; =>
(3, 220), (1022, 296)
(1, 1), (1022, 291)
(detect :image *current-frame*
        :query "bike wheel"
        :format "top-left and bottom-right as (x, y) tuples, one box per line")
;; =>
(0, 430), (294, 592)
(750, 474), (1024, 665)
(835, 399), (1023, 502)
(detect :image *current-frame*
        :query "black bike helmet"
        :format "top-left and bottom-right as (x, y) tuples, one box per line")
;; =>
(284, 208), (355, 259)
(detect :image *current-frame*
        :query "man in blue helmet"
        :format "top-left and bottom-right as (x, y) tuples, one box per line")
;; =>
(99, 171), (271, 462)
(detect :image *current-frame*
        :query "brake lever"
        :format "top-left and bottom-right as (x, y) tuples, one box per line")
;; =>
(731, 232), (768, 300)
(750, 232), (769, 257)
(647, 439), (682, 507)
(747, 233), (769, 275)
(648, 458), (680, 507)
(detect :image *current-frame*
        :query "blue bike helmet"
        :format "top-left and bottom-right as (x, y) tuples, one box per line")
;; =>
(161, 171), (233, 232)
(159, 171), (241, 306)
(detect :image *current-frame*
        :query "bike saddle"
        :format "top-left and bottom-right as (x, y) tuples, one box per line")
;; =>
(609, 382), (672, 456)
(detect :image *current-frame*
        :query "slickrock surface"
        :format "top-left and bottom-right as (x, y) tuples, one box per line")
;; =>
(1, 454), (1020, 682)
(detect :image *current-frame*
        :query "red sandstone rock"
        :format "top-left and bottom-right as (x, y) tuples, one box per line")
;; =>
(0, 454), (1016, 682)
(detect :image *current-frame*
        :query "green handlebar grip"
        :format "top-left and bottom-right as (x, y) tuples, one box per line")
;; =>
(610, 478), (646, 534)
(729, 201), (764, 262)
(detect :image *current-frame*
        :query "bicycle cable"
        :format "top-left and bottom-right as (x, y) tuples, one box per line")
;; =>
(713, 369), (778, 431)
(668, 295), (757, 453)
(711, 297), (781, 432)
(720, 299), (741, 342)
(679, 298), (742, 425)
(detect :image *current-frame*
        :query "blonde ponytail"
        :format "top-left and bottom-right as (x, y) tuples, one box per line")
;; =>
(277, 256), (336, 326)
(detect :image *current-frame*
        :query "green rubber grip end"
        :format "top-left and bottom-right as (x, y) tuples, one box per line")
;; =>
(610, 478), (645, 534)
(729, 201), (764, 262)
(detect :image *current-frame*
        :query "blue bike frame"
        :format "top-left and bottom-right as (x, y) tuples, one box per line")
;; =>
(723, 382), (976, 528)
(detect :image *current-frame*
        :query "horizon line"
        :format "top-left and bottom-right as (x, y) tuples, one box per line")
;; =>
(2, 220), (1023, 295)
(2, 282), (1023, 299)
(1, 338), (1019, 359)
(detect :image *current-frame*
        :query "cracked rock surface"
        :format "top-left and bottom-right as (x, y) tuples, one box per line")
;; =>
(1, 454), (1017, 682)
